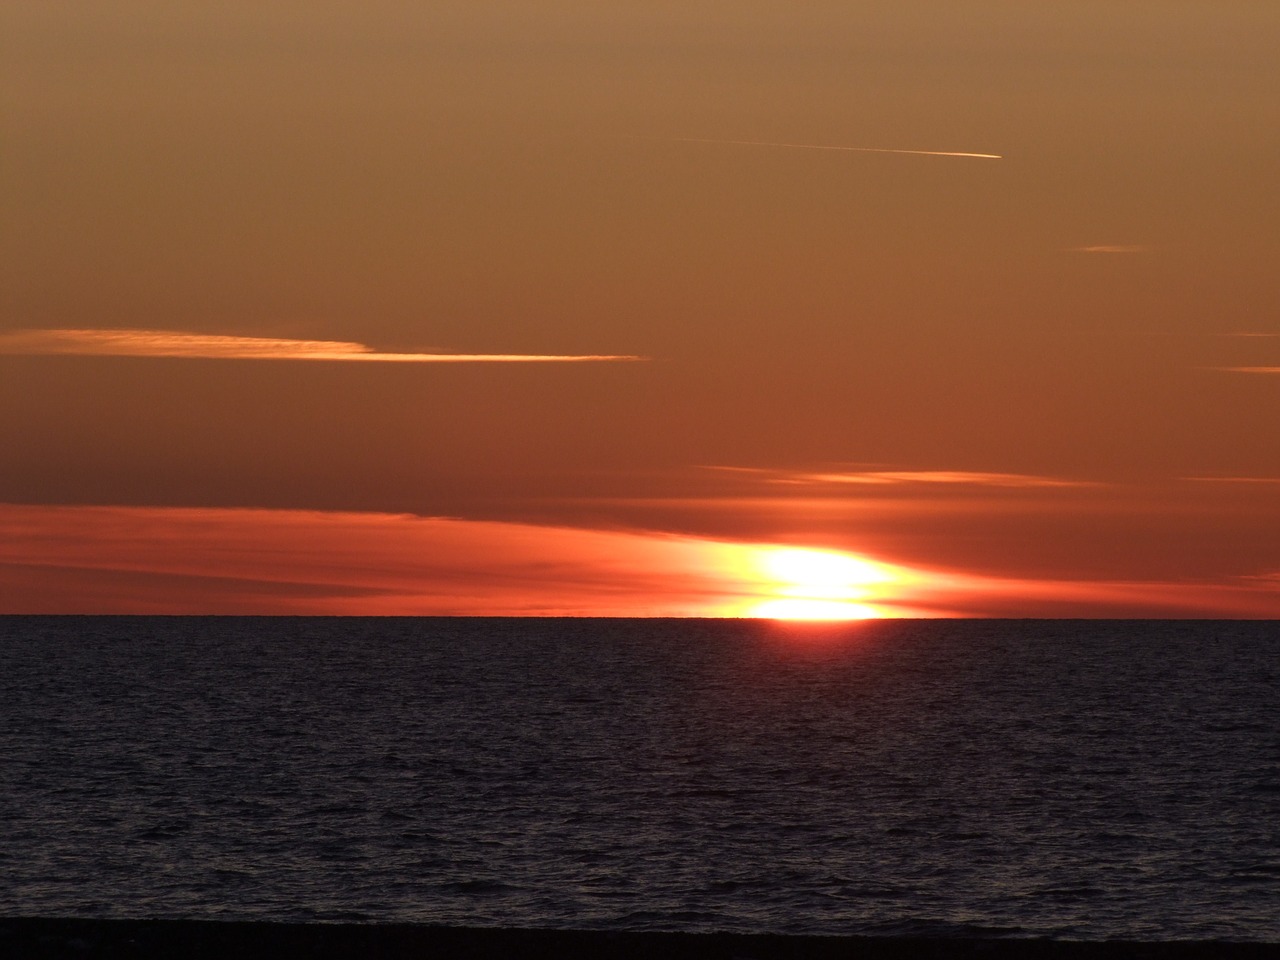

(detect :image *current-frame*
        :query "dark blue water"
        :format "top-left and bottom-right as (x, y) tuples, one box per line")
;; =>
(1, 617), (1277, 940)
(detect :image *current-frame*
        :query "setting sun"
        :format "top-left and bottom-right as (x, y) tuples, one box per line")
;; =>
(748, 598), (884, 621)
(734, 546), (906, 620)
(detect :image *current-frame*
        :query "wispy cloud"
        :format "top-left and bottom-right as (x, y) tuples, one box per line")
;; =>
(641, 136), (1001, 160)
(1183, 476), (1280, 484)
(788, 470), (1095, 489)
(1202, 329), (1278, 373)
(1067, 245), (1148, 254)
(704, 466), (1098, 489)
(1244, 571), (1280, 584)
(0, 329), (646, 363)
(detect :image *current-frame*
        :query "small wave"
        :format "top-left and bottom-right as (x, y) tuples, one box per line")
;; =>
(609, 909), (728, 929)
(135, 820), (192, 840)
(438, 880), (518, 896)
(839, 886), (916, 900)
(1233, 863), (1280, 878)
(1027, 885), (1105, 903)
(1201, 722), (1267, 734)
(854, 919), (1032, 939)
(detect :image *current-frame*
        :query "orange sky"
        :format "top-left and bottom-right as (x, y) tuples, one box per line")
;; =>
(2, 2), (1277, 617)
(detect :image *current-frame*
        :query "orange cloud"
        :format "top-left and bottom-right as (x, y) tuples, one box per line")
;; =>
(0, 329), (646, 363)
(1068, 245), (1148, 254)
(0, 505), (731, 615)
(5, 505), (903, 617)
(1, 504), (1276, 618)
(705, 466), (1097, 489)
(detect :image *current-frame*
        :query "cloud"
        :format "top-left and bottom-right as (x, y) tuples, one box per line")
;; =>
(0, 504), (1275, 618)
(1244, 572), (1280, 584)
(1204, 327), (1279, 373)
(1183, 476), (1280, 484)
(0, 505), (743, 616)
(0, 329), (646, 363)
(0, 504), (923, 617)
(791, 470), (1096, 489)
(1068, 245), (1148, 254)
(643, 136), (1001, 159)
(704, 466), (1098, 489)
(917, 569), (1280, 619)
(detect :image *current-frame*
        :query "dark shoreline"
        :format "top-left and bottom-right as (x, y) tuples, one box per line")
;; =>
(2, 919), (1277, 960)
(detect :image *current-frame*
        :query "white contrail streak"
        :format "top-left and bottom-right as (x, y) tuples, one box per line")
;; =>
(646, 136), (1002, 160)
(1069, 245), (1147, 254)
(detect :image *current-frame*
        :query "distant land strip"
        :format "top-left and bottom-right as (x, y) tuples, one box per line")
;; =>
(1, 918), (1276, 960)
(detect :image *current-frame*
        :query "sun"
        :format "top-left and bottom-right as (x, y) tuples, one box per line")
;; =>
(749, 598), (884, 621)
(733, 546), (902, 620)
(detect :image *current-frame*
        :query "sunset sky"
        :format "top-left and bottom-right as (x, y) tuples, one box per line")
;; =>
(3, 2), (1277, 617)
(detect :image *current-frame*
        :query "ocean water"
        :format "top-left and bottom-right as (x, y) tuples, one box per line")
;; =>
(1, 616), (1276, 940)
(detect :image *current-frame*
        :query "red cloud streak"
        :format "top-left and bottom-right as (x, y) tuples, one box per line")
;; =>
(1, 505), (1277, 618)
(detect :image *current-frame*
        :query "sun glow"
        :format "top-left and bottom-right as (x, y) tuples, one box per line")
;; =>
(735, 546), (905, 620)
(750, 598), (884, 621)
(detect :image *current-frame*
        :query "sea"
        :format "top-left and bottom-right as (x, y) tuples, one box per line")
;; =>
(1, 617), (1277, 941)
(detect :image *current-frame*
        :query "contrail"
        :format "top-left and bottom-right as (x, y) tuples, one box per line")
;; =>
(643, 136), (1002, 160)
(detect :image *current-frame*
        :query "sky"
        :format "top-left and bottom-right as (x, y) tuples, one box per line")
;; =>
(2, 1), (1278, 617)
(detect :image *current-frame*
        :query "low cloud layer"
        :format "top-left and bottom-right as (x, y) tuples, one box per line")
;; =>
(1, 504), (1274, 618)
(0, 329), (646, 363)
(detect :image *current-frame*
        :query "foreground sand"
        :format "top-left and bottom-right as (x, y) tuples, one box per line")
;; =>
(3, 919), (1277, 959)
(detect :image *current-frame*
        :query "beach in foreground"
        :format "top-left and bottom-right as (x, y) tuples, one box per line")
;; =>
(3, 919), (1277, 960)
